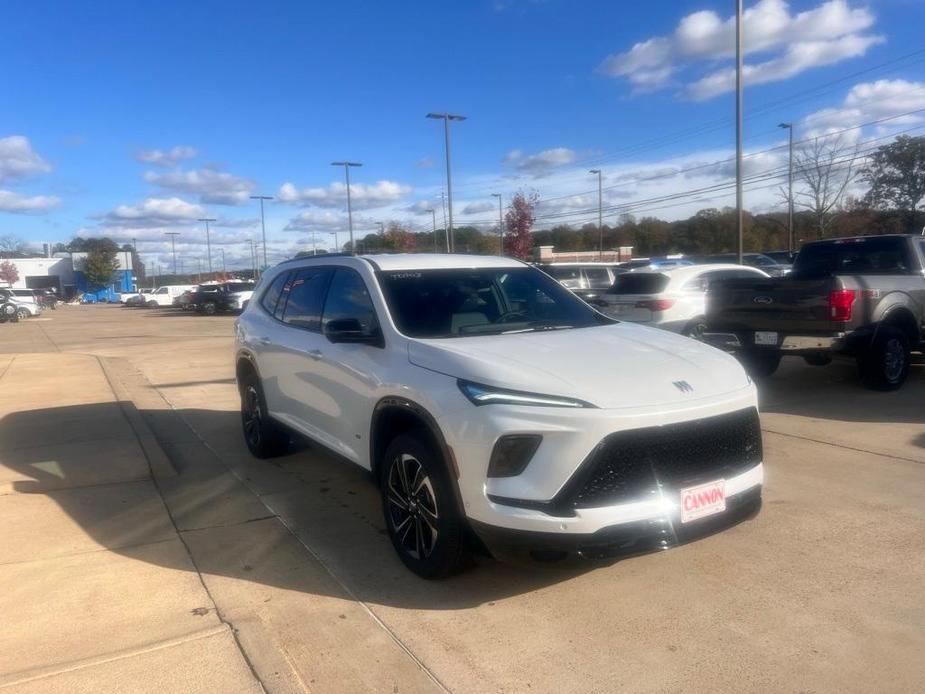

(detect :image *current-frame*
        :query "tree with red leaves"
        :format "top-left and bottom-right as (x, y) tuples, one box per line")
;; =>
(504, 191), (537, 260)
(0, 260), (19, 286)
(382, 222), (417, 252)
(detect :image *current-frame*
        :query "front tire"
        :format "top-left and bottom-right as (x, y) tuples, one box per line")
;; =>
(381, 433), (469, 578)
(146, 300), (158, 308)
(240, 374), (290, 458)
(737, 351), (781, 380)
(202, 301), (217, 316)
(858, 326), (909, 391)
(16, 308), (29, 320)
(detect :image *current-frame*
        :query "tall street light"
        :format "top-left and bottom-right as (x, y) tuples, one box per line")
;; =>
(198, 218), (216, 277)
(250, 195), (273, 274)
(491, 193), (503, 256)
(376, 221), (384, 235)
(425, 208), (437, 251)
(735, 0), (745, 265)
(589, 169), (603, 260)
(426, 113), (466, 252)
(778, 122), (795, 255)
(164, 232), (180, 275)
(331, 161), (362, 253)
(220, 248), (226, 274)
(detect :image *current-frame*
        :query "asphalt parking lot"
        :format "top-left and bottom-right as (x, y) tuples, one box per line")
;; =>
(1, 305), (923, 693)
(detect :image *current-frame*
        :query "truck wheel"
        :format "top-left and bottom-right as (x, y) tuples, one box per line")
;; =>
(146, 300), (158, 308)
(859, 326), (909, 391)
(202, 301), (217, 315)
(803, 354), (832, 366)
(380, 432), (469, 579)
(738, 351), (781, 380)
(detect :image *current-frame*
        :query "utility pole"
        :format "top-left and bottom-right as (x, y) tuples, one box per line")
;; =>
(491, 193), (503, 255)
(735, 0), (745, 265)
(197, 258), (202, 283)
(220, 248), (226, 275)
(779, 122), (795, 255)
(251, 240), (257, 280)
(250, 195), (273, 276)
(331, 162), (362, 253)
(197, 218), (216, 277)
(426, 113), (466, 252)
(164, 232), (180, 276)
(440, 191), (448, 252)
(376, 222), (384, 235)
(589, 169), (603, 260)
(425, 209), (437, 251)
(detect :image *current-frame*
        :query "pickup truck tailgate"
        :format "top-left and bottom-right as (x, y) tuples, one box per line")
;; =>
(707, 277), (837, 334)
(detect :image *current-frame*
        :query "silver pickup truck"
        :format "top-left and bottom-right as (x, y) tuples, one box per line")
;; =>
(704, 234), (925, 390)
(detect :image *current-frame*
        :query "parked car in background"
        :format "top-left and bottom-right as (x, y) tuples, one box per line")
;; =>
(699, 252), (791, 277)
(123, 289), (154, 307)
(144, 285), (196, 307)
(590, 264), (769, 338)
(235, 253), (763, 577)
(0, 288), (42, 319)
(704, 234), (925, 390)
(539, 263), (621, 293)
(11, 289), (56, 311)
(764, 250), (797, 265)
(190, 281), (256, 314)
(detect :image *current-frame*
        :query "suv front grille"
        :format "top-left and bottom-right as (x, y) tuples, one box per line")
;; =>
(565, 408), (762, 509)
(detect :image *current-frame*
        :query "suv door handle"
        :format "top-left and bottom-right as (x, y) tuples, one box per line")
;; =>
(308, 349), (324, 360)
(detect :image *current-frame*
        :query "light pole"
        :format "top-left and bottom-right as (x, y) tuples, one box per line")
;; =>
(589, 169), (603, 260)
(425, 209), (437, 251)
(426, 112), (466, 252)
(197, 258), (202, 283)
(778, 122), (794, 255)
(250, 195), (273, 274)
(735, 0), (745, 265)
(331, 162), (362, 253)
(376, 222), (384, 235)
(164, 232), (180, 276)
(491, 193), (503, 255)
(220, 248), (226, 274)
(197, 218), (216, 277)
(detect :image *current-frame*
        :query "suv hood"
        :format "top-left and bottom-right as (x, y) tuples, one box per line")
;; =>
(407, 323), (749, 409)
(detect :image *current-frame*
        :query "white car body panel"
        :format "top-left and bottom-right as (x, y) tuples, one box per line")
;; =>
(148, 285), (196, 306)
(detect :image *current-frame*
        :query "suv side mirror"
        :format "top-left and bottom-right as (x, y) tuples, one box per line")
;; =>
(324, 318), (383, 346)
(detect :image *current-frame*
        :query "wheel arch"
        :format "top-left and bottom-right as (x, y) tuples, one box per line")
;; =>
(235, 351), (261, 394)
(879, 306), (920, 347)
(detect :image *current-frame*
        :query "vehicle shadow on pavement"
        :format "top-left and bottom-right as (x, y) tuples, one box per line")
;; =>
(1, 403), (762, 611)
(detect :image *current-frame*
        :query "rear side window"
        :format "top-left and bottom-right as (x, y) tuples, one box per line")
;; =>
(322, 269), (378, 333)
(545, 266), (581, 280)
(582, 267), (611, 285)
(608, 273), (670, 295)
(260, 272), (289, 316)
(794, 237), (914, 277)
(282, 268), (333, 330)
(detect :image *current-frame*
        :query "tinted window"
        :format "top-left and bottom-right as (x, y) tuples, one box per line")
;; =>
(260, 272), (289, 315)
(322, 269), (378, 333)
(582, 267), (611, 287)
(226, 282), (253, 292)
(793, 237), (913, 277)
(378, 266), (610, 339)
(544, 266), (581, 280)
(608, 273), (670, 294)
(281, 268), (333, 330)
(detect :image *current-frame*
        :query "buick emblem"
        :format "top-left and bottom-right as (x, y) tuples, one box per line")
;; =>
(753, 296), (773, 304)
(673, 380), (694, 394)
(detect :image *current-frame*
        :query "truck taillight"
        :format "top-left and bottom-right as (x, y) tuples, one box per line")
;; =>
(636, 299), (676, 311)
(828, 289), (856, 321)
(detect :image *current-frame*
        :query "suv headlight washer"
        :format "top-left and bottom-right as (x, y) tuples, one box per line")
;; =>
(457, 379), (596, 409)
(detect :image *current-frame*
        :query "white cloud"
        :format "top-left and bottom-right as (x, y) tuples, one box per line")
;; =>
(143, 167), (256, 205)
(0, 136), (52, 183)
(277, 180), (412, 210)
(801, 79), (925, 136)
(0, 190), (60, 213)
(403, 200), (440, 215)
(101, 197), (204, 227)
(461, 201), (496, 215)
(416, 157), (435, 169)
(503, 147), (577, 176)
(598, 0), (882, 100)
(135, 146), (198, 168)
(284, 210), (354, 232)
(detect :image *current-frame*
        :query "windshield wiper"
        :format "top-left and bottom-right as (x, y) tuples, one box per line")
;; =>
(501, 323), (575, 334)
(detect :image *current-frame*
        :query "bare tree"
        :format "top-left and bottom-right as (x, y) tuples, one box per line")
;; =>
(793, 135), (862, 238)
(0, 234), (26, 257)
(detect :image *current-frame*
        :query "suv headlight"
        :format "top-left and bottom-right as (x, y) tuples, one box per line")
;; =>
(457, 380), (596, 408)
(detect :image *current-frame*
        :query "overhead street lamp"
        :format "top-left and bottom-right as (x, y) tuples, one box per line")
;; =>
(197, 218), (216, 277)
(778, 122), (795, 255)
(426, 112), (466, 252)
(331, 161), (362, 253)
(589, 169), (603, 260)
(220, 248), (226, 274)
(735, 0), (745, 265)
(425, 208), (437, 251)
(376, 221), (384, 235)
(164, 232), (180, 275)
(491, 193), (503, 256)
(250, 195), (273, 274)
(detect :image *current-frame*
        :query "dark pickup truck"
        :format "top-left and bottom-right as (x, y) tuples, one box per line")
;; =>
(704, 234), (925, 390)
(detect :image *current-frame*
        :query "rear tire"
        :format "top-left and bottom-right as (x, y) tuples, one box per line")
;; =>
(380, 432), (469, 578)
(858, 326), (909, 391)
(240, 373), (290, 458)
(202, 301), (217, 316)
(16, 307), (29, 320)
(738, 351), (781, 380)
(146, 300), (158, 308)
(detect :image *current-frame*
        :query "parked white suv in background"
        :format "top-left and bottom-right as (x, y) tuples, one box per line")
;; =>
(235, 254), (763, 577)
(0, 289), (42, 319)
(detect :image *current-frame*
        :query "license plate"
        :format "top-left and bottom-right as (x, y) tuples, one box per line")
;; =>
(754, 331), (778, 346)
(610, 303), (632, 314)
(680, 479), (726, 523)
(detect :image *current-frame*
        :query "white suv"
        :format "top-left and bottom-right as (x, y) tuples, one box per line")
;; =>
(235, 254), (763, 577)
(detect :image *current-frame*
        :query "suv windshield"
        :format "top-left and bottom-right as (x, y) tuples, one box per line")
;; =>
(378, 266), (612, 338)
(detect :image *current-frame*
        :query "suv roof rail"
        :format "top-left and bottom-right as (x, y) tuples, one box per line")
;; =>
(275, 252), (356, 266)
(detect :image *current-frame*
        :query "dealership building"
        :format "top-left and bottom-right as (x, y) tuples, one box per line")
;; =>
(3, 252), (138, 302)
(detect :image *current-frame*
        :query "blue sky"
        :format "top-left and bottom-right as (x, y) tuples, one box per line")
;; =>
(2, 0), (924, 269)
